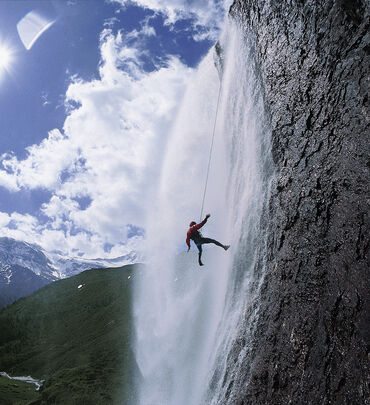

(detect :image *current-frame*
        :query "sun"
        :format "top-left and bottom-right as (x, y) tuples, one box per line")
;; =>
(0, 45), (12, 70)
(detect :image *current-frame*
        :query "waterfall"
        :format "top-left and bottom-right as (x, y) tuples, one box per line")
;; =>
(133, 16), (274, 405)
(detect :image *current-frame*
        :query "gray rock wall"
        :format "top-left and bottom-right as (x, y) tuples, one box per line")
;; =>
(224, 1), (369, 404)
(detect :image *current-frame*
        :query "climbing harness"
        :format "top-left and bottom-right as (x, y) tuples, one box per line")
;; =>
(199, 79), (223, 221)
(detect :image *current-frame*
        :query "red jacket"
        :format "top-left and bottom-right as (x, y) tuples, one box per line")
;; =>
(186, 218), (207, 248)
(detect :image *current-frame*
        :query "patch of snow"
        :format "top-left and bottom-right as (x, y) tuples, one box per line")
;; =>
(5, 272), (12, 284)
(0, 264), (12, 284)
(52, 270), (62, 278)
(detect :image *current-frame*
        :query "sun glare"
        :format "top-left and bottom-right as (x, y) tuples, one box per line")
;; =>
(0, 45), (12, 70)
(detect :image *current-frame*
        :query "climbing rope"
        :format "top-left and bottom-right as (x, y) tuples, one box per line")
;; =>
(199, 79), (223, 222)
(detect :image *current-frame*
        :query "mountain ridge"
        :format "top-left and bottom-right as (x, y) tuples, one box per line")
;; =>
(0, 236), (143, 307)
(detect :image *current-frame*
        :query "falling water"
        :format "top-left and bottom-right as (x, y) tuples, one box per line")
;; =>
(133, 16), (274, 405)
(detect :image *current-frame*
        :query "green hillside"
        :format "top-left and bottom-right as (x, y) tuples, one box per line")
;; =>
(0, 264), (142, 405)
(0, 375), (40, 405)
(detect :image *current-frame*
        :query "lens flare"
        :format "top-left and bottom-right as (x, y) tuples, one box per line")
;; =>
(17, 11), (55, 51)
(0, 45), (12, 70)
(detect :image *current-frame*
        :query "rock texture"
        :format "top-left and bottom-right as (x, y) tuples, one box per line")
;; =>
(222, 1), (369, 404)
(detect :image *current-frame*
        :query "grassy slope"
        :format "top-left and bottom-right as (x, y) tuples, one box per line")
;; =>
(0, 375), (40, 405)
(0, 264), (142, 405)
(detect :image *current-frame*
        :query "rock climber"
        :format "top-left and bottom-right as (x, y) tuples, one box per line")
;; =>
(186, 213), (229, 266)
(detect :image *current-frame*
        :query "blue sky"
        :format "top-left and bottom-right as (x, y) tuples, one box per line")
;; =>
(0, 0), (226, 258)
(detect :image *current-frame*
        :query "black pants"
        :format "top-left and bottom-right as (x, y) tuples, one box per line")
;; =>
(194, 237), (224, 264)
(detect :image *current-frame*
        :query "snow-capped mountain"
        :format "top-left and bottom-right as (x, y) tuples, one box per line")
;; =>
(0, 237), (143, 306)
(0, 237), (143, 280)
(0, 237), (59, 281)
(47, 250), (143, 279)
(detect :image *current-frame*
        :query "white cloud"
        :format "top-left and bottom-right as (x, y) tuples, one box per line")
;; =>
(0, 129), (78, 191)
(0, 161), (19, 191)
(41, 195), (78, 230)
(0, 209), (144, 259)
(142, 24), (156, 37)
(0, 28), (192, 258)
(126, 16), (157, 40)
(0, 212), (41, 244)
(112, 0), (227, 40)
(0, 212), (10, 227)
(41, 91), (51, 106)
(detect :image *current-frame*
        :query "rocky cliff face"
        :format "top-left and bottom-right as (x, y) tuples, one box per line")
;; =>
(222, 1), (369, 404)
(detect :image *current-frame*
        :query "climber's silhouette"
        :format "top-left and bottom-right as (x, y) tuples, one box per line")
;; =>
(186, 214), (229, 266)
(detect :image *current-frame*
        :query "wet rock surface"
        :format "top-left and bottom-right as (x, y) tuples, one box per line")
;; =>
(222, 1), (369, 404)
